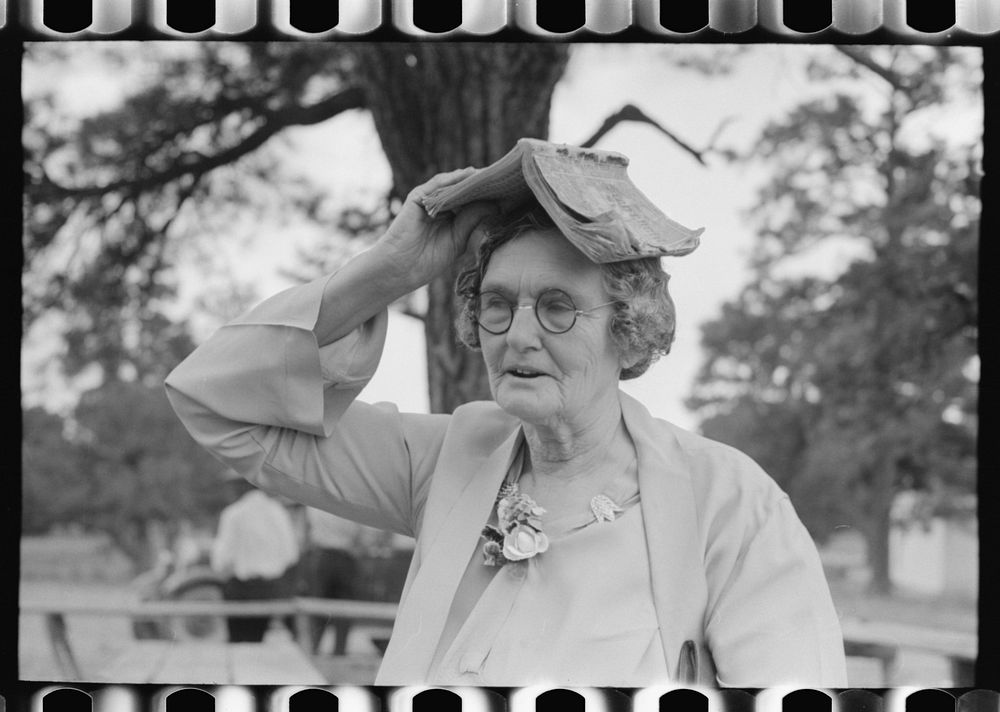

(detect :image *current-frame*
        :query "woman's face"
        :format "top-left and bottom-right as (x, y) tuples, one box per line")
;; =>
(478, 229), (624, 431)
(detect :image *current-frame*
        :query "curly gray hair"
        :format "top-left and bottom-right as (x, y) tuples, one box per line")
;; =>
(454, 204), (676, 380)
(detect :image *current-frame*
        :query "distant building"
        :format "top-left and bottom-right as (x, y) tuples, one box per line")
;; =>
(890, 491), (977, 599)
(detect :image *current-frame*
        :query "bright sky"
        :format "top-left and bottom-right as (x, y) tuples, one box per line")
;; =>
(22, 44), (982, 431)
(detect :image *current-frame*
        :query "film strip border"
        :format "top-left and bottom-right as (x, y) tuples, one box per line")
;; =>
(2, 685), (1000, 712)
(0, 0), (998, 40)
(3, 2), (996, 710)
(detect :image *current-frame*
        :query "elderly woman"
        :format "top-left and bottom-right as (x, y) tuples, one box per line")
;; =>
(165, 162), (847, 687)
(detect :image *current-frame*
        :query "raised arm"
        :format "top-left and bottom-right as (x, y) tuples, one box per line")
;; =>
(165, 169), (498, 536)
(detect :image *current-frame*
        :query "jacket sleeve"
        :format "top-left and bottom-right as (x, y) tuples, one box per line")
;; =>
(703, 489), (849, 687)
(164, 273), (450, 537)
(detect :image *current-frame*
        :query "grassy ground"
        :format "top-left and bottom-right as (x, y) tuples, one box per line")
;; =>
(21, 534), (134, 583)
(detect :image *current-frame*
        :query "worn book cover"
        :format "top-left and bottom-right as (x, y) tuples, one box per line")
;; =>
(423, 138), (704, 263)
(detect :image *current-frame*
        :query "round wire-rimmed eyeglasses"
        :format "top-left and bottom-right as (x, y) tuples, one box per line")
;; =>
(476, 288), (617, 335)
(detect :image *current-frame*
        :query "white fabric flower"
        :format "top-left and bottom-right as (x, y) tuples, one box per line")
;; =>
(502, 524), (550, 561)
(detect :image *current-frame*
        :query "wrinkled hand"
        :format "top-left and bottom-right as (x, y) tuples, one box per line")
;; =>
(378, 168), (499, 289)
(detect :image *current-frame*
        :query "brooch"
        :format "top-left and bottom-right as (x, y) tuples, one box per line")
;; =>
(590, 494), (624, 523)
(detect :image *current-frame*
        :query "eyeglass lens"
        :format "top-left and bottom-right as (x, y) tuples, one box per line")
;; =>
(477, 289), (580, 334)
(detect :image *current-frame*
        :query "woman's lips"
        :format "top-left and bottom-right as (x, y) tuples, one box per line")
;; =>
(506, 368), (546, 379)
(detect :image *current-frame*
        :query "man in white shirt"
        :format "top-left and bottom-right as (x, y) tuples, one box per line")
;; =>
(211, 473), (300, 642)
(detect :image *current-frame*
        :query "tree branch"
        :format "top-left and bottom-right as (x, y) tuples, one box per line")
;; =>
(579, 104), (707, 166)
(156, 174), (203, 240)
(834, 46), (906, 91)
(40, 86), (368, 201)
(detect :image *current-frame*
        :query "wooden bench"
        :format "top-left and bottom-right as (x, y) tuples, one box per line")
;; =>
(21, 597), (398, 680)
(841, 617), (977, 685)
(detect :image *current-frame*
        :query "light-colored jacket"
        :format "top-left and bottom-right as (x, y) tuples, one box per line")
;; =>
(165, 274), (848, 687)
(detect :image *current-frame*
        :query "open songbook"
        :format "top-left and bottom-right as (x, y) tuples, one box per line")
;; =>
(421, 138), (704, 263)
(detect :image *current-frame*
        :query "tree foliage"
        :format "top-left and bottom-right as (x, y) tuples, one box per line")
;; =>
(25, 44), (363, 382)
(22, 407), (87, 534)
(22, 42), (575, 563)
(71, 380), (230, 568)
(688, 47), (979, 592)
(22, 382), (231, 570)
(24, 42), (573, 413)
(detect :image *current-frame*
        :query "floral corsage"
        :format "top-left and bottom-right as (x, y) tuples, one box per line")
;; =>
(481, 483), (549, 567)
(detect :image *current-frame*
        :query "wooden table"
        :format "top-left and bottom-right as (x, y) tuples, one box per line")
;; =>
(94, 638), (329, 685)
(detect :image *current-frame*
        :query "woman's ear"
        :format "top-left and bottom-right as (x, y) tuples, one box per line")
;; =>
(618, 347), (643, 374)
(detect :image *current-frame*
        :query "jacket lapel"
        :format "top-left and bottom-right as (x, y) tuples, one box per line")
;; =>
(621, 392), (713, 682)
(376, 423), (522, 683)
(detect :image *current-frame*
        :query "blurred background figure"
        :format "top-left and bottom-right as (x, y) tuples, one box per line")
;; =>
(211, 471), (300, 642)
(301, 507), (367, 653)
(300, 507), (417, 655)
(173, 519), (207, 569)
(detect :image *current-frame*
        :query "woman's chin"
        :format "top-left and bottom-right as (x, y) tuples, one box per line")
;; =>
(494, 389), (557, 425)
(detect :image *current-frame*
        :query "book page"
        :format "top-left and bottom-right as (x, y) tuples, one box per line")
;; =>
(422, 143), (531, 216)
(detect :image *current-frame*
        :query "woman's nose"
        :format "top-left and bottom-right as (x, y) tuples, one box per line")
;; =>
(505, 305), (542, 350)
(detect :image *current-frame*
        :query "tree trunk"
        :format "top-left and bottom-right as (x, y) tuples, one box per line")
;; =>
(864, 462), (897, 595)
(867, 505), (894, 595)
(352, 44), (571, 413)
